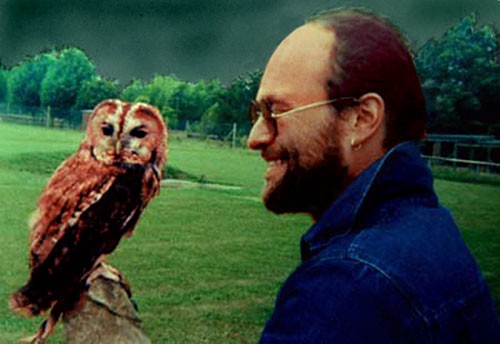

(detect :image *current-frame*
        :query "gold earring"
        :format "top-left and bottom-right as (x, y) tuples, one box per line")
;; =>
(351, 138), (362, 151)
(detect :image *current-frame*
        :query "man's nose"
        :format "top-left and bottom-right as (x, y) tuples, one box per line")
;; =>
(247, 117), (276, 150)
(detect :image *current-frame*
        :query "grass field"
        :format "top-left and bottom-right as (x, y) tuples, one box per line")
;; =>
(0, 122), (499, 343)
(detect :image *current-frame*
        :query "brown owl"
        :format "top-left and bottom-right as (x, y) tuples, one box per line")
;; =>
(9, 99), (168, 343)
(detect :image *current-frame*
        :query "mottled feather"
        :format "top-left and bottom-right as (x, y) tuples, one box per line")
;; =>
(9, 99), (167, 342)
(29, 144), (124, 270)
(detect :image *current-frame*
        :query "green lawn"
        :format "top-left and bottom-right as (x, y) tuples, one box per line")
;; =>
(0, 122), (499, 343)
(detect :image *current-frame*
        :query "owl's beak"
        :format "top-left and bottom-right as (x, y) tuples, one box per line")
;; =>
(115, 141), (122, 152)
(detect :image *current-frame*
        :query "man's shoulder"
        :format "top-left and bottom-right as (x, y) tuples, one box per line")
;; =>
(314, 203), (489, 322)
(265, 203), (500, 343)
(266, 251), (424, 343)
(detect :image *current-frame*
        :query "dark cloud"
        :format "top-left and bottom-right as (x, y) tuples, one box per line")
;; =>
(1, 0), (498, 84)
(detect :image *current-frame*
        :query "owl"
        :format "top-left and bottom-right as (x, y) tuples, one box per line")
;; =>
(9, 99), (168, 343)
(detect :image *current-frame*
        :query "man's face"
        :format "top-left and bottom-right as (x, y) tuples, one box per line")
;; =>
(248, 24), (350, 218)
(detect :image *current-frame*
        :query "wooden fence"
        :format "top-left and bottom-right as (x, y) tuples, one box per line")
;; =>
(1, 108), (499, 174)
(420, 134), (500, 175)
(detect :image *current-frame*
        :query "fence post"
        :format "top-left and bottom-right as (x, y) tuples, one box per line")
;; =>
(452, 142), (457, 171)
(232, 123), (237, 148)
(46, 106), (51, 128)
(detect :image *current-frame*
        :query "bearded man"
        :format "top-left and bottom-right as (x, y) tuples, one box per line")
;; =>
(247, 7), (500, 343)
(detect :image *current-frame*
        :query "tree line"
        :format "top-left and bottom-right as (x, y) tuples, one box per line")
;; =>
(0, 14), (498, 137)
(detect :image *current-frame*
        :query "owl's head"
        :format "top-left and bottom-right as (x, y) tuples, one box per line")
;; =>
(86, 99), (168, 169)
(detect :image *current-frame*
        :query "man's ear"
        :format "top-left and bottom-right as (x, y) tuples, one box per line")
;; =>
(349, 93), (385, 148)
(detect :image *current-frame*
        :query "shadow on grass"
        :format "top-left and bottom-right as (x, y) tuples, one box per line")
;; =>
(1, 151), (201, 183)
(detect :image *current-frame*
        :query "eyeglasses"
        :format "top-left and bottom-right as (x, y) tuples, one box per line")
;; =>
(248, 97), (359, 124)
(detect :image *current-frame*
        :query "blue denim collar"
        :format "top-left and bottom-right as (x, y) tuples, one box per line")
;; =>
(301, 141), (437, 260)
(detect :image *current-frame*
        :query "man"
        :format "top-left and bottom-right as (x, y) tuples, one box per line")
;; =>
(247, 7), (500, 343)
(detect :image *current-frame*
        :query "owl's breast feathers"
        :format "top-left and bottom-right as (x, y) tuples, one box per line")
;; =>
(11, 146), (161, 317)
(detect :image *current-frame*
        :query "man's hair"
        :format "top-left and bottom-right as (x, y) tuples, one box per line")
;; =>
(308, 8), (427, 148)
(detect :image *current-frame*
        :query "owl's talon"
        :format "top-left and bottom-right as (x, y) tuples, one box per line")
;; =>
(18, 334), (41, 344)
(19, 321), (49, 344)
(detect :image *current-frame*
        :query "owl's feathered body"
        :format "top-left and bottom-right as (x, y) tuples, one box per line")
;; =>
(10, 99), (167, 342)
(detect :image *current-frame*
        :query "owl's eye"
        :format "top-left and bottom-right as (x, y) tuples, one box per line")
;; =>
(130, 127), (148, 138)
(101, 124), (114, 136)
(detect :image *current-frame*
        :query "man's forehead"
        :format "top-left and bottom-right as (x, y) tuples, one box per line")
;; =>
(257, 23), (335, 103)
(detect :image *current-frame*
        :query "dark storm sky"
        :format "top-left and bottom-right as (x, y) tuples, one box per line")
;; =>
(1, 0), (499, 85)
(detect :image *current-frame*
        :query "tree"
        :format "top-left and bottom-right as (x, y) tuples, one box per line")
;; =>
(41, 48), (95, 109)
(121, 79), (146, 103)
(415, 14), (500, 133)
(229, 70), (262, 127)
(0, 67), (7, 103)
(122, 75), (185, 128)
(75, 77), (120, 109)
(120, 71), (262, 135)
(8, 52), (57, 107)
(170, 80), (216, 122)
(202, 70), (262, 135)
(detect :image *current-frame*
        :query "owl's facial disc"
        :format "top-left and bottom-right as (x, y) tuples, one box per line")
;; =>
(95, 122), (120, 163)
(86, 99), (167, 168)
(119, 125), (154, 165)
(118, 105), (165, 165)
(86, 100), (125, 165)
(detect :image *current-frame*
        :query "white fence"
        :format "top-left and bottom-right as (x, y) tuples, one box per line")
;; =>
(422, 155), (500, 174)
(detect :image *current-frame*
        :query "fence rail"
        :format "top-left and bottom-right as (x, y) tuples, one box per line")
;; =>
(0, 113), (68, 127)
(1, 104), (499, 174)
(0, 104), (83, 129)
(422, 155), (500, 174)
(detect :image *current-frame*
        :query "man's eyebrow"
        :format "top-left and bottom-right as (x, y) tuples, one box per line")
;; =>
(259, 95), (292, 108)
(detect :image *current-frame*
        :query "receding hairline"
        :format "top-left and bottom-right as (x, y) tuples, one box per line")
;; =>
(306, 7), (414, 58)
(307, 7), (396, 30)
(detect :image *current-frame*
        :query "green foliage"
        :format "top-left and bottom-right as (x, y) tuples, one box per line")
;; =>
(122, 75), (185, 128)
(74, 77), (120, 109)
(120, 72), (261, 134)
(199, 102), (222, 134)
(227, 70), (262, 129)
(8, 52), (57, 107)
(416, 14), (500, 134)
(121, 79), (146, 102)
(201, 70), (262, 136)
(0, 67), (7, 103)
(40, 48), (95, 109)
(4, 46), (260, 136)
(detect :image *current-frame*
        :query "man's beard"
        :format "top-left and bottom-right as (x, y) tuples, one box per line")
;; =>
(263, 145), (348, 219)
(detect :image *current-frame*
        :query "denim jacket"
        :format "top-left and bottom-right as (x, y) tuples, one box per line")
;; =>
(260, 142), (500, 343)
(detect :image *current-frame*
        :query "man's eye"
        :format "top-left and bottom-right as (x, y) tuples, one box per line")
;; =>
(268, 101), (290, 114)
(272, 107), (288, 114)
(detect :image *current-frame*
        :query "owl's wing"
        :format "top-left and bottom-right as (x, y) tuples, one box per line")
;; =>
(29, 148), (124, 270)
(12, 164), (148, 317)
